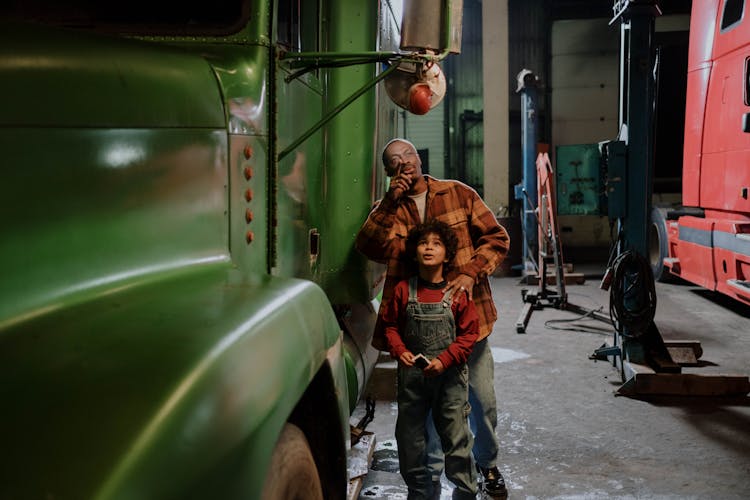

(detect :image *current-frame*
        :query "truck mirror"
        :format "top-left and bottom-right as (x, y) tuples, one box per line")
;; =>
(384, 60), (447, 115)
(400, 0), (463, 54)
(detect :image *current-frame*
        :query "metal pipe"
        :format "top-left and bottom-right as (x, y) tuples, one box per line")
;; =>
(278, 63), (399, 161)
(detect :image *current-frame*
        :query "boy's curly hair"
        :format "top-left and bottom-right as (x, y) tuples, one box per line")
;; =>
(405, 219), (459, 268)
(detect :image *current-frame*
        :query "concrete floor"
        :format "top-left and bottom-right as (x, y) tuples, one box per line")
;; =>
(351, 270), (750, 499)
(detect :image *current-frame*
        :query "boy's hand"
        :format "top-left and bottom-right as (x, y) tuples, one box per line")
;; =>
(399, 351), (415, 367)
(423, 358), (445, 377)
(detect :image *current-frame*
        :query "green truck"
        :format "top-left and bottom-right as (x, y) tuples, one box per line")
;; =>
(0, 1), (459, 498)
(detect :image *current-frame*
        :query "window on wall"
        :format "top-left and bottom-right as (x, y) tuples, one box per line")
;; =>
(721, 0), (745, 31)
(278, 0), (319, 51)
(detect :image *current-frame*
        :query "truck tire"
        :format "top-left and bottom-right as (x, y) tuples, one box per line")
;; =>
(649, 207), (675, 283)
(261, 423), (324, 500)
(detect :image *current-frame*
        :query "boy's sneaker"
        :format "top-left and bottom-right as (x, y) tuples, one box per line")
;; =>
(478, 466), (508, 499)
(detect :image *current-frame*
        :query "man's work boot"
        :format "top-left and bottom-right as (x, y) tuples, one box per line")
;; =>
(478, 466), (508, 499)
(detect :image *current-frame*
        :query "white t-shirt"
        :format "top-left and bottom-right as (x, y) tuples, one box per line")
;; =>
(409, 190), (427, 222)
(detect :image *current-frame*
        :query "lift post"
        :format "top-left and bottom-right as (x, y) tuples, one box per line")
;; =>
(514, 69), (539, 278)
(600, 0), (677, 383)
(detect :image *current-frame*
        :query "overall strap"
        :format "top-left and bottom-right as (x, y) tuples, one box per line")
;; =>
(440, 288), (455, 308)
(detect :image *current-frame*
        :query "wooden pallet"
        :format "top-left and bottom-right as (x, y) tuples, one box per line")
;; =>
(618, 362), (750, 397)
(346, 431), (376, 500)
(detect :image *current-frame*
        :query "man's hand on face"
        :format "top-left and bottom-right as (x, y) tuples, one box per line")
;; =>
(383, 141), (422, 200)
(387, 166), (413, 200)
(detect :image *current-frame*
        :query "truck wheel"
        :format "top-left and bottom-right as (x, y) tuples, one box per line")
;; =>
(649, 207), (675, 283)
(261, 423), (324, 500)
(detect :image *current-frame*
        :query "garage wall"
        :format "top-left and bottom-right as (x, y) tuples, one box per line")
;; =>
(551, 18), (618, 252)
(551, 19), (619, 146)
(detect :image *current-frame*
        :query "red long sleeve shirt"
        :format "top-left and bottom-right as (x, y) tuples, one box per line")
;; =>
(381, 278), (479, 369)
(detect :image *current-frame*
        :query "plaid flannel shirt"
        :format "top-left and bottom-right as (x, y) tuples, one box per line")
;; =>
(355, 176), (510, 349)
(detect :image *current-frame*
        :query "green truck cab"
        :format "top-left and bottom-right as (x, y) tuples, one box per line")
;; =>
(0, 1), (458, 497)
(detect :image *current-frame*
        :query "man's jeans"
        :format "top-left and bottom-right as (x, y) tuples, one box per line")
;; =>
(427, 338), (499, 478)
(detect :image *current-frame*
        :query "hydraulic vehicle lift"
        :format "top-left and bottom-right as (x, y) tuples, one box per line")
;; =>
(592, 0), (749, 397)
(517, 1), (748, 397)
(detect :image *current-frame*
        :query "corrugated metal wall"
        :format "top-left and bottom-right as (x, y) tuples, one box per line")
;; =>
(407, 105), (445, 179)
(507, 0), (550, 194)
(443, 0), (484, 192)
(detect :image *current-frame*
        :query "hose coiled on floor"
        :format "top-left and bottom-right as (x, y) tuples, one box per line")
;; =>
(609, 250), (657, 337)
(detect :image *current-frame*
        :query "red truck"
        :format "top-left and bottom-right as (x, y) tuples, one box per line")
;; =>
(651, 0), (750, 306)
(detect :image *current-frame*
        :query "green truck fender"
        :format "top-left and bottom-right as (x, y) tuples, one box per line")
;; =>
(0, 264), (350, 499)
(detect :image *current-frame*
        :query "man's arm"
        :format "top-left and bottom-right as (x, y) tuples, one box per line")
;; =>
(443, 188), (510, 299)
(463, 191), (510, 280)
(354, 196), (403, 263)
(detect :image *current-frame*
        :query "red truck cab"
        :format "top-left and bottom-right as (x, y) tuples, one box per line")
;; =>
(658, 0), (750, 305)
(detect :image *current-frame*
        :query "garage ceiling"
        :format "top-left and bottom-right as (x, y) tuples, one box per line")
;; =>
(549, 0), (692, 20)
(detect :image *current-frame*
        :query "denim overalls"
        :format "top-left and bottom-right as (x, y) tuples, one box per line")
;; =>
(395, 277), (477, 500)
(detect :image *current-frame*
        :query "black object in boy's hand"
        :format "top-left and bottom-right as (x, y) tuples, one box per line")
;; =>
(413, 353), (430, 369)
